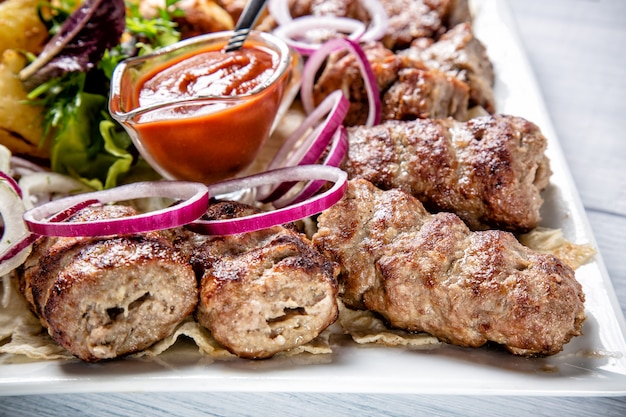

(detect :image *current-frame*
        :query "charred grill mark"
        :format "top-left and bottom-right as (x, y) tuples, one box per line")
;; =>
(16, 204), (198, 362)
(344, 115), (549, 232)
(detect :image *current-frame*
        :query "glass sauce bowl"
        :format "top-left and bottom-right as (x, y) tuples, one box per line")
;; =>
(109, 31), (301, 184)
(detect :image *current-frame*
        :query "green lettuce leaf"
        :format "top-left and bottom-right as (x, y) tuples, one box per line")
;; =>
(49, 91), (133, 190)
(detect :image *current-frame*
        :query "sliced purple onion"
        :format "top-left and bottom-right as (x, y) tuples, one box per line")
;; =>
(359, 0), (389, 42)
(190, 165), (348, 236)
(0, 181), (31, 276)
(258, 90), (349, 202)
(301, 37), (381, 127)
(273, 15), (366, 55)
(273, 126), (348, 208)
(23, 181), (210, 237)
(268, 0), (388, 47)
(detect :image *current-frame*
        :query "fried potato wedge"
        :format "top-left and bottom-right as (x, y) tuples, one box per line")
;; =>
(0, 50), (50, 159)
(0, 0), (49, 55)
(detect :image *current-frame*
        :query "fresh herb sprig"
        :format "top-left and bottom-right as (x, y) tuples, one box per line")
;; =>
(126, 0), (184, 53)
(100, 0), (183, 78)
(26, 71), (85, 140)
(37, 0), (77, 36)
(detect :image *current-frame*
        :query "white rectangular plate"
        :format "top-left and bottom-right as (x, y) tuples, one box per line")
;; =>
(1, 0), (625, 397)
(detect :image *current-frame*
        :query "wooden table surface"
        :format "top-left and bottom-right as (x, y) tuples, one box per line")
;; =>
(1, 0), (625, 415)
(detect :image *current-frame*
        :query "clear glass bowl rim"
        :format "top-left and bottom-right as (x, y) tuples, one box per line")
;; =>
(108, 30), (295, 122)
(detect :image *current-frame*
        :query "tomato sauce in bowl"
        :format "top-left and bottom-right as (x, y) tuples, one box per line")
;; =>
(109, 31), (300, 184)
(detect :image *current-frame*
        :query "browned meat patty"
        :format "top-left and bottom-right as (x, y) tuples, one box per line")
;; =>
(289, 0), (361, 18)
(402, 22), (496, 113)
(342, 114), (552, 232)
(17, 204), (198, 362)
(313, 179), (586, 356)
(381, 66), (469, 121)
(178, 201), (339, 359)
(312, 41), (402, 126)
(377, 0), (471, 49)
(313, 41), (470, 126)
(295, 2), (486, 125)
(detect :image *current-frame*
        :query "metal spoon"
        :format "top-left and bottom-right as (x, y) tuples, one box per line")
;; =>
(224, 0), (268, 52)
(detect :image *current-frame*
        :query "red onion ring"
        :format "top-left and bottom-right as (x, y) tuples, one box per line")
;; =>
(273, 15), (366, 56)
(0, 234), (37, 266)
(0, 181), (31, 276)
(10, 155), (48, 176)
(267, 0), (292, 26)
(273, 126), (348, 208)
(0, 171), (22, 198)
(0, 170), (93, 273)
(19, 171), (93, 210)
(301, 38), (381, 127)
(1, 198), (108, 273)
(268, 0), (388, 45)
(23, 181), (209, 237)
(258, 90), (349, 202)
(189, 165), (348, 236)
(48, 199), (102, 222)
(267, 91), (348, 170)
(359, 0), (389, 42)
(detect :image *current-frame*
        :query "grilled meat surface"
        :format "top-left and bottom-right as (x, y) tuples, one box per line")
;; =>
(376, 0), (471, 50)
(172, 201), (339, 359)
(313, 179), (586, 356)
(313, 41), (472, 126)
(289, 0), (362, 19)
(288, 0), (471, 50)
(287, 1), (484, 126)
(402, 22), (496, 113)
(343, 114), (552, 232)
(312, 24), (493, 125)
(313, 41), (402, 126)
(17, 205), (198, 362)
(382, 65), (470, 122)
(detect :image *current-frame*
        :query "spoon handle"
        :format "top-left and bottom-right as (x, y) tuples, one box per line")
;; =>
(224, 0), (268, 52)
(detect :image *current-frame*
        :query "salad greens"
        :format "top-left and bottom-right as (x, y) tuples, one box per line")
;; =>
(23, 0), (182, 190)
(20, 0), (126, 84)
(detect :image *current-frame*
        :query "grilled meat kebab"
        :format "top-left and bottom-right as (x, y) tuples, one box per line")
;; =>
(401, 22), (497, 113)
(313, 179), (585, 356)
(172, 201), (339, 359)
(343, 114), (552, 232)
(17, 204), (198, 362)
(312, 24), (494, 125)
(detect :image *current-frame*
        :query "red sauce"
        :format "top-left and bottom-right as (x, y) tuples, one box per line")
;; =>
(128, 42), (287, 184)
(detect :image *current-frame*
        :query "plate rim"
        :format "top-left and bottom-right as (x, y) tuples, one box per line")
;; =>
(1, 0), (625, 397)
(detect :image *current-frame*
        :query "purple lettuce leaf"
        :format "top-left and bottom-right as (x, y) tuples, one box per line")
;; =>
(20, 0), (126, 85)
